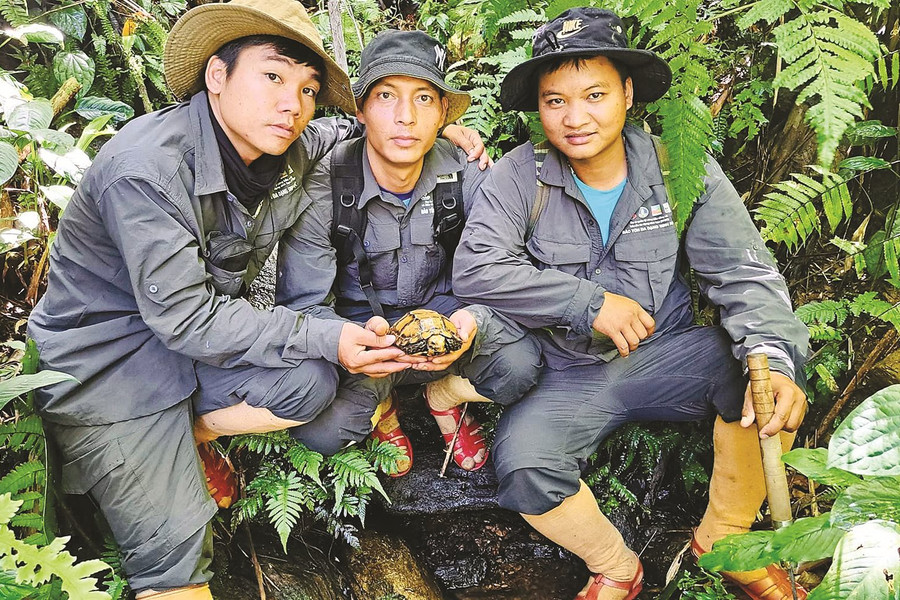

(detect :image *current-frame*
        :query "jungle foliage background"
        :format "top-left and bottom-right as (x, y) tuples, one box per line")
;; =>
(0, 0), (898, 598)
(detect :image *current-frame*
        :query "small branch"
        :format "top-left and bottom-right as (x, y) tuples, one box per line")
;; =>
(25, 239), (51, 306)
(816, 328), (898, 439)
(239, 471), (266, 600)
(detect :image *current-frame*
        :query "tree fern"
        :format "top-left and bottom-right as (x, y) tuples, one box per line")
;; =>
(229, 430), (291, 456)
(326, 448), (387, 501)
(848, 291), (900, 330)
(795, 299), (850, 327)
(363, 437), (406, 476)
(0, 461), (44, 498)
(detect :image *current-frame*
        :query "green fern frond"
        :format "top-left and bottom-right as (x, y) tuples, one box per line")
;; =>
(848, 291), (900, 330)
(0, 414), (44, 454)
(0, 461), (43, 497)
(755, 170), (850, 250)
(657, 94), (714, 235)
(768, 8), (881, 165)
(873, 50), (900, 91)
(262, 470), (311, 552)
(795, 300), (849, 327)
(285, 443), (324, 485)
(328, 448), (390, 502)
(363, 438), (406, 475)
(229, 430), (290, 455)
(0, 0), (29, 27)
(496, 8), (544, 26)
(736, 0), (793, 29)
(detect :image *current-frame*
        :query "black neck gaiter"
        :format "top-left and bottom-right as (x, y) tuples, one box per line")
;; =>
(208, 104), (286, 211)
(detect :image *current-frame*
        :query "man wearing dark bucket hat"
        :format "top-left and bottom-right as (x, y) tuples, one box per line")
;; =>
(26, 1), (489, 598)
(276, 29), (541, 476)
(454, 7), (809, 600)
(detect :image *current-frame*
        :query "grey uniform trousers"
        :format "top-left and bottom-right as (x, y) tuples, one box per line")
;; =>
(48, 358), (338, 593)
(494, 326), (746, 515)
(291, 296), (543, 455)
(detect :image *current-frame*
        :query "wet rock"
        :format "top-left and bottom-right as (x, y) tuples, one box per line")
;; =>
(339, 529), (443, 600)
(248, 250), (277, 310)
(210, 529), (349, 600)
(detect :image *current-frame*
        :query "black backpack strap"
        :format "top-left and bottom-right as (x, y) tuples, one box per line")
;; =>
(526, 141), (552, 240)
(330, 138), (385, 318)
(432, 171), (465, 262)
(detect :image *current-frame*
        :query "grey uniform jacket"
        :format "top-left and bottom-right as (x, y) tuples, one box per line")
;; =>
(453, 125), (809, 379)
(28, 92), (359, 426)
(275, 138), (523, 355)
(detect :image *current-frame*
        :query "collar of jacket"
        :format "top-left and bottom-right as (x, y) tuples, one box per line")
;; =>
(537, 124), (664, 197)
(189, 91), (230, 198)
(356, 138), (467, 210)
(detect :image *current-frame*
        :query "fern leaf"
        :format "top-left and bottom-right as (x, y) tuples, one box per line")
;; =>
(795, 300), (849, 327)
(262, 470), (308, 552)
(0, 462), (44, 497)
(736, 0), (793, 29)
(286, 444), (324, 485)
(496, 8), (544, 26)
(768, 9), (880, 165)
(657, 94), (714, 235)
(0, 0), (29, 27)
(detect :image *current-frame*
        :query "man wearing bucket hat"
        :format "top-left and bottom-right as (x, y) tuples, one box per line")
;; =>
(454, 7), (809, 600)
(26, 1), (489, 598)
(276, 29), (541, 476)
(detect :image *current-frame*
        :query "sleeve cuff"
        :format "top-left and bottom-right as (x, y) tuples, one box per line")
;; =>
(285, 314), (344, 364)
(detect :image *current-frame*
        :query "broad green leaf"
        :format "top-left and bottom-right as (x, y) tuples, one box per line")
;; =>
(31, 128), (75, 153)
(770, 515), (846, 563)
(839, 156), (892, 172)
(0, 142), (18, 186)
(74, 97), (134, 123)
(40, 185), (74, 211)
(829, 385), (900, 476)
(48, 5), (88, 41)
(7, 100), (53, 131)
(37, 147), (90, 183)
(76, 114), (116, 152)
(830, 477), (900, 528)
(782, 448), (861, 487)
(52, 51), (95, 94)
(0, 372), (77, 411)
(843, 120), (898, 146)
(808, 521), (900, 600)
(697, 530), (776, 572)
(2, 24), (64, 45)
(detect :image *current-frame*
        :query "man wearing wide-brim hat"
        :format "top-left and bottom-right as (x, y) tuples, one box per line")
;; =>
(26, 1), (487, 597)
(277, 29), (541, 478)
(454, 7), (809, 599)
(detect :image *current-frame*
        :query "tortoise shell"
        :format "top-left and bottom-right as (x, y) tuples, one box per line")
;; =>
(390, 309), (464, 356)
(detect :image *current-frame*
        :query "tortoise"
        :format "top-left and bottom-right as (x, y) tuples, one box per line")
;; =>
(390, 309), (464, 356)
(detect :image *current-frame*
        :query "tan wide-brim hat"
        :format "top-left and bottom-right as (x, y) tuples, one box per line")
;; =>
(164, 0), (356, 114)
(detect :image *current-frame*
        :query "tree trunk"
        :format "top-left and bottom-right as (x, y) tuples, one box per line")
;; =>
(328, 0), (348, 72)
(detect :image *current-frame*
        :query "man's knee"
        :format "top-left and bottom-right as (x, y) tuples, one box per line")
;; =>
(262, 360), (339, 423)
(496, 465), (581, 515)
(289, 387), (379, 455)
(470, 336), (542, 405)
(130, 524), (214, 594)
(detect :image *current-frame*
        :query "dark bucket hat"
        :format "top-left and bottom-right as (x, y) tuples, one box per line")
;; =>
(500, 7), (672, 111)
(352, 30), (470, 125)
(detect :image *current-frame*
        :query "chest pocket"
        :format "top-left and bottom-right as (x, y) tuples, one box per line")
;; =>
(526, 236), (590, 277)
(613, 233), (679, 313)
(364, 221), (402, 254)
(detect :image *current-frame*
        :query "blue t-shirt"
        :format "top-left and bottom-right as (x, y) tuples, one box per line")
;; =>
(380, 186), (415, 207)
(572, 174), (627, 246)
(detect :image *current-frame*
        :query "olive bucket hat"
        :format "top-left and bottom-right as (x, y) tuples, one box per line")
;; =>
(353, 30), (470, 125)
(500, 7), (672, 111)
(164, 0), (356, 114)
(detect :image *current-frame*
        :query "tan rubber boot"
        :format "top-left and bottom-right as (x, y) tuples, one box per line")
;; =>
(138, 584), (214, 599)
(522, 481), (640, 599)
(695, 416), (797, 587)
